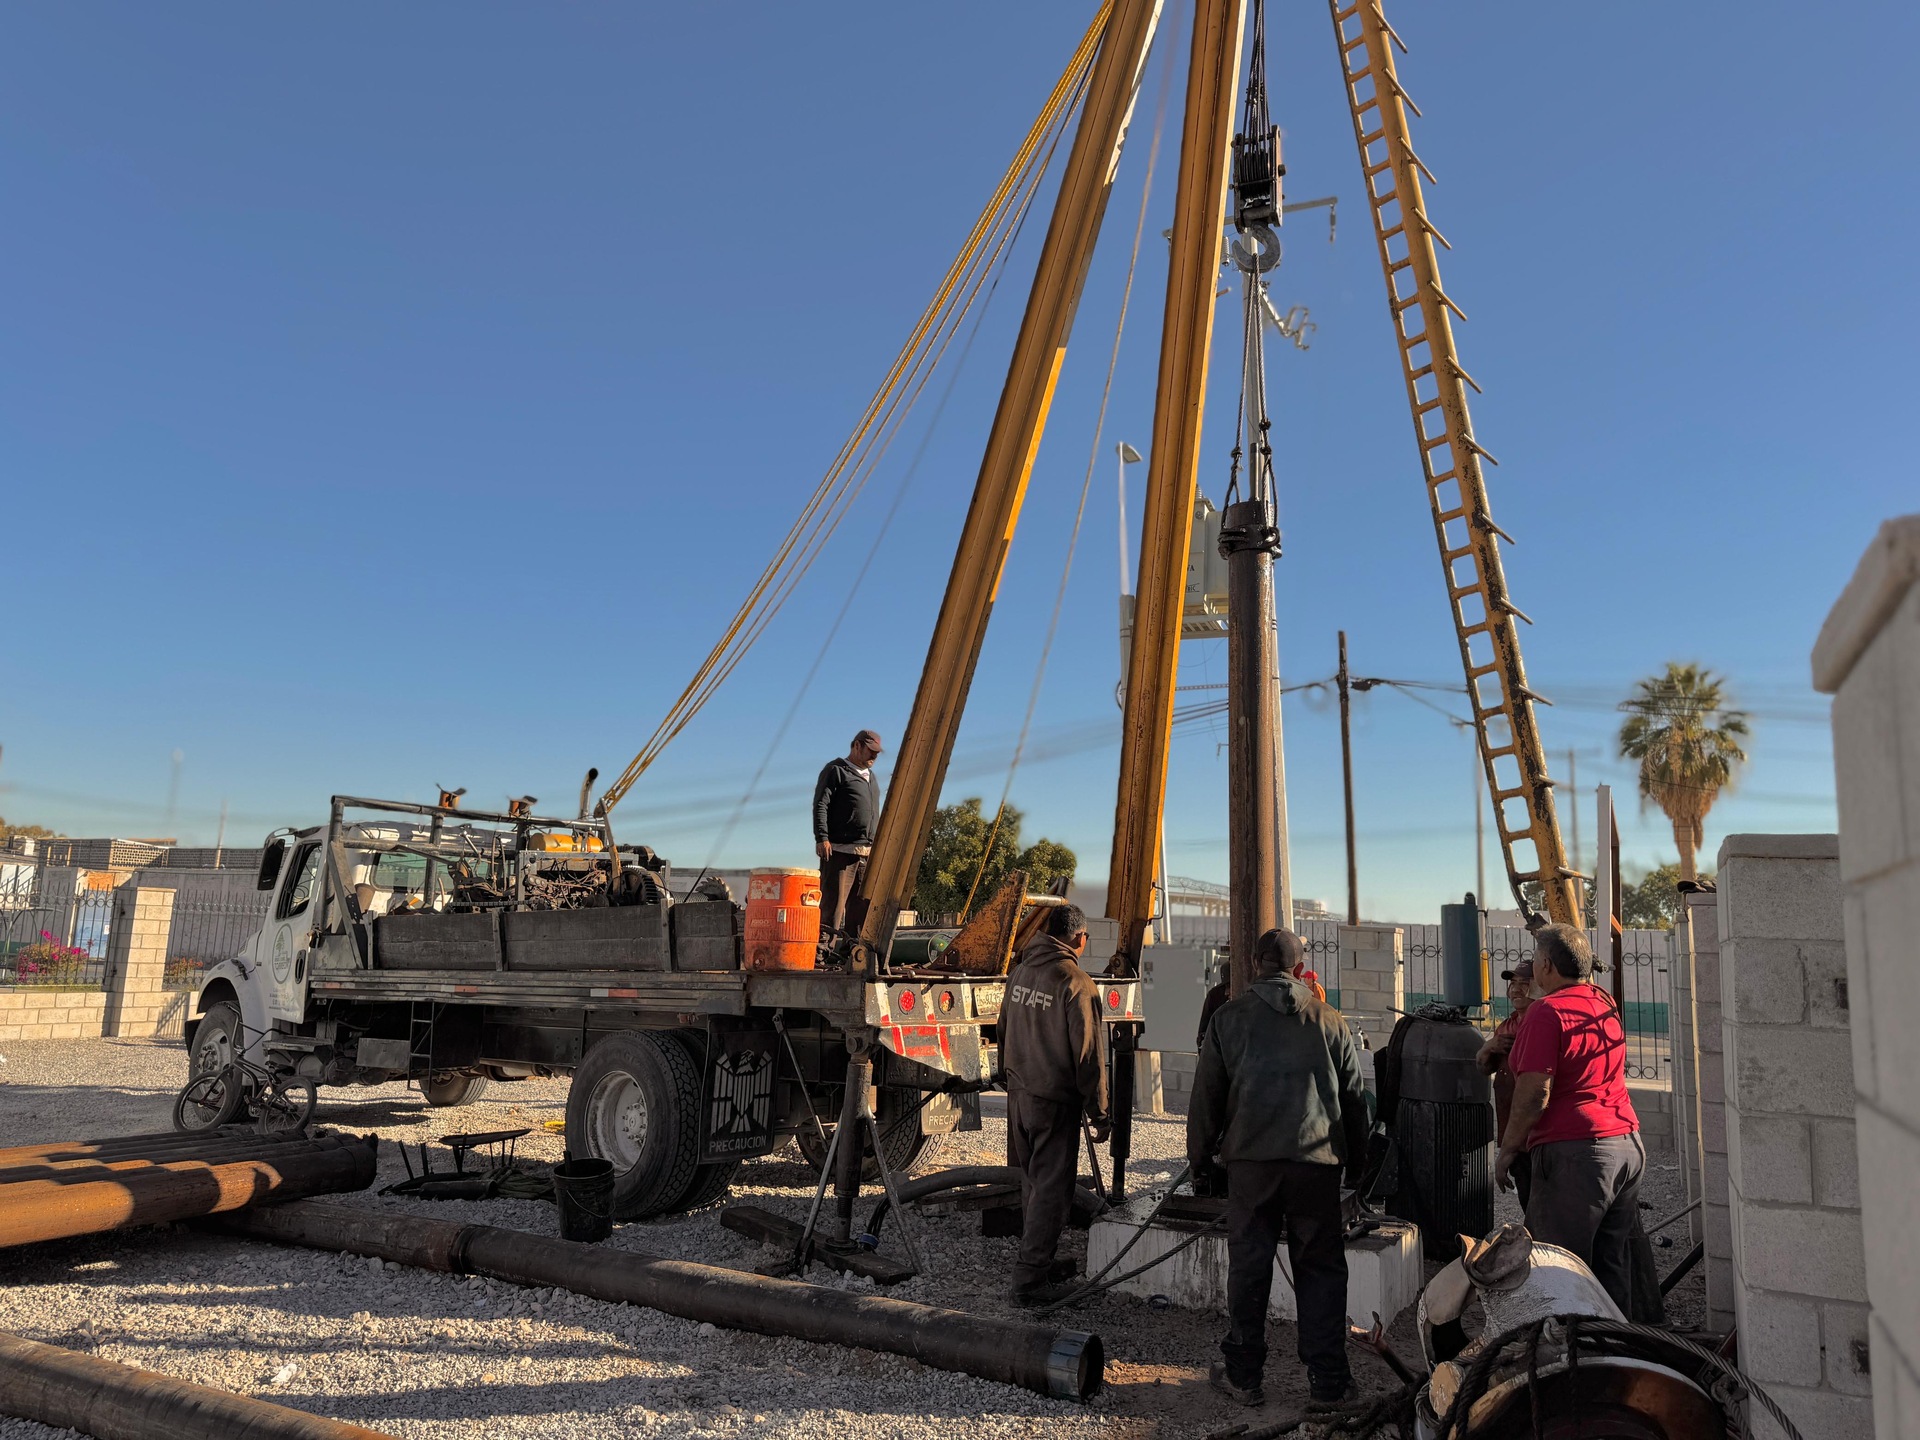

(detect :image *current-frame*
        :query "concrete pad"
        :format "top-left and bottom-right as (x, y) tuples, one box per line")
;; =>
(1087, 1187), (1423, 1326)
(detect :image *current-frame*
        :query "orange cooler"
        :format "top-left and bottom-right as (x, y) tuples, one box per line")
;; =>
(744, 867), (822, 971)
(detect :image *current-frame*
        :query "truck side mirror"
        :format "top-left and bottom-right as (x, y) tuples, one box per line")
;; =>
(258, 838), (287, 892)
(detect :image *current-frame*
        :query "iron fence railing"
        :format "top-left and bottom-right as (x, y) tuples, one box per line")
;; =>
(162, 890), (271, 989)
(0, 890), (114, 987)
(1162, 905), (1675, 1082)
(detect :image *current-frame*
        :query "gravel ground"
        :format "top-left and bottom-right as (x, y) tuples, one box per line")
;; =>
(0, 1039), (1706, 1439)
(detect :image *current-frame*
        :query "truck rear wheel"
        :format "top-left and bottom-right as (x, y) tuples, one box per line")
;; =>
(796, 1087), (942, 1181)
(567, 1032), (702, 1221)
(422, 1072), (490, 1107)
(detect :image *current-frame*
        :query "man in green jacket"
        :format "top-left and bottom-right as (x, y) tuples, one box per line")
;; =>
(1188, 928), (1370, 1409)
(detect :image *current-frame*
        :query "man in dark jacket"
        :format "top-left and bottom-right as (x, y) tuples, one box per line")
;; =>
(1189, 927), (1370, 1409)
(812, 729), (882, 934)
(999, 903), (1109, 1307)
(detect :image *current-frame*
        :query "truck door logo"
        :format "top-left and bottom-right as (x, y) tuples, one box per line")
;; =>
(272, 926), (294, 985)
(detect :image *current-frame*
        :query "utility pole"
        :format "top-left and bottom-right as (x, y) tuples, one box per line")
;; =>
(1474, 736), (1486, 905)
(214, 800), (228, 868)
(1220, 0), (1290, 997)
(1566, 747), (1582, 875)
(1338, 630), (1358, 925)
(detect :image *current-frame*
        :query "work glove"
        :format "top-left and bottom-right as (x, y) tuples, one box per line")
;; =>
(1190, 1161), (1228, 1198)
(1086, 1117), (1112, 1145)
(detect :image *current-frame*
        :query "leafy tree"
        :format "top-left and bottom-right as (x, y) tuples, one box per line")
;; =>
(1620, 861), (1712, 930)
(0, 817), (59, 843)
(912, 798), (1076, 923)
(1618, 663), (1749, 883)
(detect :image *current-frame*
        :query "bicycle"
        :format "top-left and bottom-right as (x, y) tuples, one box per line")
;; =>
(172, 1021), (318, 1135)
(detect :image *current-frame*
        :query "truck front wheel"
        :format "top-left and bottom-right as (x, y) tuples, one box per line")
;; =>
(566, 1032), (702, 1221)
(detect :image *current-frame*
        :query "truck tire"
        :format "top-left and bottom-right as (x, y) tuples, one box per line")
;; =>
(796, 1087), (940, 1181)
(189, 1001), (242, 1080)
(422, 1072), (490, 1107)
(567, 1032), (702, 1221)
(667, 1160), (740, 1213)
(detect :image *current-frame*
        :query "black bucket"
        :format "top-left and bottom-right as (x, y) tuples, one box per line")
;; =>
(551, 1157), (616, 1243)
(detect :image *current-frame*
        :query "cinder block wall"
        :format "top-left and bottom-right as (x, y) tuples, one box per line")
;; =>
(1679, 889), (1734, 1325)
(1812, 514), (1920, 1440)
(1719, 834), (1870, 1438)
(1337, 924), (1403, 1052)
(102, 886), (178, 1039)
(0, 988), (109, 1041)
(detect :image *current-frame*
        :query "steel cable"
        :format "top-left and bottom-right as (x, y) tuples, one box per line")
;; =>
(596, 7), (1112, 816)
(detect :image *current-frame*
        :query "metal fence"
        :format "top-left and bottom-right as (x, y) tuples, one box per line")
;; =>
(162, 890), (271, 989)
(0, 882), (270, 990)
(1165, 905), (1674, 1083)
(0, 889), (114, 987)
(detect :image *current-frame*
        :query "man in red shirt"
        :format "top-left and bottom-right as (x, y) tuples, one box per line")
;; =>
(1494, 923), (1642, 1313)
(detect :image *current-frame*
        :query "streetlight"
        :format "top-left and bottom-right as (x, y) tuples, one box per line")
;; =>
(1116, 442), (1144, 594)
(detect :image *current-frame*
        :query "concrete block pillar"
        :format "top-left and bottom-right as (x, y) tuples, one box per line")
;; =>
(1718, 834), (1870, 1439)
(1337, 923), (1403, 1050)
(102, 885), (176, 1039)
(1812, 514), (1920, 1439)
(1677, 888), (1733, 1326)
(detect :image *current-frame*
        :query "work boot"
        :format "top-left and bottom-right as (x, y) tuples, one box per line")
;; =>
(1010, 1278), (1080, 1309)
(1306, 1380), (1360, 1413)
(1047, 1258), (1080, 1283)
(1208, 1361), (1265, 1407)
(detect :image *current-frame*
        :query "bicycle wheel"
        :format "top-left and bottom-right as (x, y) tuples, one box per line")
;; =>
(174, 1069), (243, 1133)
(255, 1075), (317, 1134)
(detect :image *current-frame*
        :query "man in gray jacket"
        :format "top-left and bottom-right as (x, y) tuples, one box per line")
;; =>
(999, 903), (1109, 1307)
(1189, 928), (1370, 1409)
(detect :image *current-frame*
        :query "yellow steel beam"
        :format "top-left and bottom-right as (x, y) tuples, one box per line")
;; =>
(1106, 0), (1249, 969)
(1328, 0), (1578, 924)
(855, 0), (1166, 963)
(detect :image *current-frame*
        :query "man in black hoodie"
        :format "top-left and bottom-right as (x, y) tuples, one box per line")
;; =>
(999, 903), (1109, 1307)
(1189, 927), (1370, 1410)
(812, 729), (882, 934)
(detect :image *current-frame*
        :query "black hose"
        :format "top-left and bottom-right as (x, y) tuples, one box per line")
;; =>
(1659, 1240), (1705, 1295)
(862, 1165), (1101, 1245)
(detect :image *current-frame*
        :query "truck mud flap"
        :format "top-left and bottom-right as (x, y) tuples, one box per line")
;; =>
(698, 1028), (777, 1164)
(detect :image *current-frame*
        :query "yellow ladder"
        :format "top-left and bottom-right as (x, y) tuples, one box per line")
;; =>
(1329, 0), (1579, 924)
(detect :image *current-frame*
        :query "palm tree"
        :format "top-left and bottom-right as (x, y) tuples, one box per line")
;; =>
(1617, 663), (1750, 882)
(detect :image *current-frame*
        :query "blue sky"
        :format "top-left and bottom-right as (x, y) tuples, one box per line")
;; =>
(2, 3), (1912, 921)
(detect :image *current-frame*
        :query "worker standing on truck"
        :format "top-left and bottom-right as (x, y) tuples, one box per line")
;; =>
(999, 903), (1109, 1308)
(813, 729), (882, 935)
(1188, 927), (1370, 1411)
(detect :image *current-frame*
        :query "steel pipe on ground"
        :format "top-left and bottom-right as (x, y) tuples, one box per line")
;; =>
(0, 1329), (398, 1440)
(0, 1136), (378, 1251)
(0, 1130), (315, 1169)
(221, 1200), (1104, 1401)
(0, 1138), (346, 1188)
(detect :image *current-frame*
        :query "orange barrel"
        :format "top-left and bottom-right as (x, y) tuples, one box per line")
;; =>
(744, 867), (822, 971)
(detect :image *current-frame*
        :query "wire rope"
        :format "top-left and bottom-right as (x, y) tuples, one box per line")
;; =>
(956, 10), (1177, 923)
(681, 82), (1069, 893)
(597, 7), (1112, 817)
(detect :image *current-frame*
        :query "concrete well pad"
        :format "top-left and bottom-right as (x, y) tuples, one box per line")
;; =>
(1087, 1187), (1424, 1325)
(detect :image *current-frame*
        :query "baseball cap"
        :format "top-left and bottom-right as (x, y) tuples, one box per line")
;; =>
(1500, 959), (1535, 982)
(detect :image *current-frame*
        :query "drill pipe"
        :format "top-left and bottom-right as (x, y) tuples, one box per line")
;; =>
(0, 1129), (315, 1169)
(0, 1135), (378, 1251)
(0, 1329), (398, 1440)
(220, 1200), (1105, 1401)
(0, 1137), (344, 1188)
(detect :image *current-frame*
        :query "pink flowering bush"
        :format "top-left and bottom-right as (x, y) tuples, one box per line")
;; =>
(11, 930), (90, 985)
